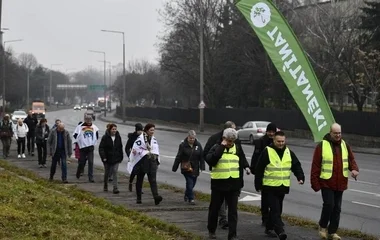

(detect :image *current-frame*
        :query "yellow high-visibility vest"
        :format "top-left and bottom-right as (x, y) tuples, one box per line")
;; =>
(320, 140), (349, 179)
(263, 147), (292, 187)
(211, 144), (240, 179)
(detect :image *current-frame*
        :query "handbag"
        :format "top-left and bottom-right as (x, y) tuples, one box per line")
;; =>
(181, 147), (194, 173)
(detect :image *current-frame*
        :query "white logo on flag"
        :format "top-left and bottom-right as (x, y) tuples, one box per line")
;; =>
(250, 2), (271, 28)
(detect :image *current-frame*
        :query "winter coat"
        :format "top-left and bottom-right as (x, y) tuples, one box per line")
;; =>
(125, 132), (140, 158)
(172, 138), (205, 176)
(35, 124), (50, 144)
(310, 133), (359, 192)
(24, 116), (38, 136)
(254, 144), (305, 194)
(99, 131), (123, 164)
(250, 134), (273, 173)
(0, 120), (13, 139)
(47, 129), (73, 157)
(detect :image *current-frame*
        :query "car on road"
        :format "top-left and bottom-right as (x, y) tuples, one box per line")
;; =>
(81, 103), (88, 109)
(237, 121), (272, 144)
(73, 104), (81, 110)
(93, 106), (101, 113)
(11, 110), (28, 124)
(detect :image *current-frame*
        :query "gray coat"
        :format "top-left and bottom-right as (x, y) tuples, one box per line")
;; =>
(47, 129), (73, 157)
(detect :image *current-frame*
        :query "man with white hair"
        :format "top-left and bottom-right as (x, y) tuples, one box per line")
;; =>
(206, 128), (250, 240)
(311, 123), (359, 240)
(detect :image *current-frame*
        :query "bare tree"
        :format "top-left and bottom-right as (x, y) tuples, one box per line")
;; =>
(18, 53), (38, 70)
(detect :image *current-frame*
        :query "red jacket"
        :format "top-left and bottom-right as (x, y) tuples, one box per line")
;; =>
(310, 134), (359, 192)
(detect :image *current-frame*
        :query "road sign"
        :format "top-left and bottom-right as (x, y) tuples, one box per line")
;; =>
(198, 100), (206, 109)
(56, 84), (87, 90)
(88, 84), (106, 91)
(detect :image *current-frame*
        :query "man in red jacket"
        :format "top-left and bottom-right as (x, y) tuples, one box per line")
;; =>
(311, 123), (359, 240)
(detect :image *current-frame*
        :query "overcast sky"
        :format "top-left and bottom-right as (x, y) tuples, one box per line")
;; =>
(2, 0), (165, 72)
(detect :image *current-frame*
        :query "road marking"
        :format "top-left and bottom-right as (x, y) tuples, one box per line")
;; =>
(352, 201), (380, 209)
(239, 195), (261, 202)
(161, 154), (175, 159)
(349, 179), (379, 186)
(348, 189), (380, 197)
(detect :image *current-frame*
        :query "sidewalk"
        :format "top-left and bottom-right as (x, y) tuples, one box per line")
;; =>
(2, 147), (363, 240)
(99, 113), (380, 155)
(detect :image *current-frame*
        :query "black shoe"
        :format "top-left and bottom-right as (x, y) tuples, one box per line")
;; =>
(89, 179), (95, 183)
(184, 196), (188, 202)
(104, 187), (108, 192)
(113, 188), (120, 194)
(278, 232), (287, 240)
(31, 152), (34, 156)
(154, 196), (163, 205)
(265, 229), (277, 238)
(49, 177), (53, 182)
(219, 220), (228, 230)
(208, 232), (216, 239)
(39, 165), (43, 168)
(62, 180), (68, 184)
(108, 178), (113, 182)
(128, 183), (133, 192)
(136, 199), (142, 204)
(76, 170), (81, 179)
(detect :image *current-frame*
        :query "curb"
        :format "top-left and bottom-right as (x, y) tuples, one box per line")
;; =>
(97, 114), (380, 155)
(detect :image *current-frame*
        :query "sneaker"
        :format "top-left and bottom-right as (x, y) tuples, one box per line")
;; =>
(22, 153), (26, 158)
(154, 196), (163, 205)
(31, 152), (34, 156)
(113, 188), (120, 194)
(18, 154), (21, 158)
(39, 165), (43, 168)
(208, 232), (216, 239)
(264, 229), (277, 238)
(103, 187), (108, 192)
(89, 179), (95, 183)
(62, 180), (68, 184)
(189, 200), (196, 205)
(278, 232), (287, 240)
(328, 233), (341, 240)
(319, 226), (328, 239)
(42, 164), (47, 168)
(219, 219), (228, 230)
(136, 199), (142, 204)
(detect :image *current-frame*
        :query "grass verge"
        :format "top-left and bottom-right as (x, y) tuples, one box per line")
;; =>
(155, 183), (378, 240)
(0, 161), (201, 240)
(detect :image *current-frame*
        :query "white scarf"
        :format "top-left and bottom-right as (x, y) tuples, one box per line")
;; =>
(127, 133), (160, 174)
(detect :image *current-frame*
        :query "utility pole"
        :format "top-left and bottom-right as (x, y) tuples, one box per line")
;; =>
(199, 0), (205, 132)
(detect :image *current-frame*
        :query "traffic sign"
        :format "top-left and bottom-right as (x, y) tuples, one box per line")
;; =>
(88, 84), (106, 91)
(198, 100), (206, 109)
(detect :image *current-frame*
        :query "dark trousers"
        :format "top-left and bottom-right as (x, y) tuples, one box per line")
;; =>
(36, 141), (47, 165)
(1, 137), (11, 157)
(261, 191), (269, 224)
(129, 172), (136, 183)
(17, 137), (26, 154)
(50, 148), (67, 181)
(135, 171), (159, 200)
(208, 189), (239, 240)
(26, 133), (35, 153)
(265, 191), (285, 235)
(319, 189), (343, 234)
(183, 174), (197, 201)
(77, 147), (94, 180)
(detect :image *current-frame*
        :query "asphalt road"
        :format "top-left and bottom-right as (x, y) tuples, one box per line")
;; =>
(48, 109), (380, 237)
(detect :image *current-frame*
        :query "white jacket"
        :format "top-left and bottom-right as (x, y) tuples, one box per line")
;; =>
(14, 123), (29, 139)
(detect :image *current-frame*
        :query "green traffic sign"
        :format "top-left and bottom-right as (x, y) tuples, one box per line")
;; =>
(88, 84), (106, 91)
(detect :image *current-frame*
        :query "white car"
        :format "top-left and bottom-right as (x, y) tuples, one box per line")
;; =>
(74, 104), (81, 110)
(11, 110), (27, 124)
(237, 121), (271, 145)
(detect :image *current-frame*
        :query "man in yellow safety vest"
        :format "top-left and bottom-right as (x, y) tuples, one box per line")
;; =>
(255, 131), (305, 240)
(206, 128), (250, 240)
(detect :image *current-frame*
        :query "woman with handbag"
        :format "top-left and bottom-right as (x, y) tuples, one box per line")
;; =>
(172, 130), (205, 205)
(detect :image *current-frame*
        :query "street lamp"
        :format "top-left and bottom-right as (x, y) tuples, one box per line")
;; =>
(101, 29), (126, 121)
(49, 63), (62, 105)
(198, 0), (205, 132)
(2, 38), (23, 116)
(65, 68), (76, 104)
(89, 50), (107, 117)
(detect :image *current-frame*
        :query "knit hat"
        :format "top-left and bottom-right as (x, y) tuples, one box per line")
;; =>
(135, 123), (143, 132)
(266, 123), (277, 132)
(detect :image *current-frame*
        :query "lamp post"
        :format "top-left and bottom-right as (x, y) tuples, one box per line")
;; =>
(98, 60), (112, 101)
(89, 50), (107, 117)
(101, 29), (125, 121)
(198, 0), (205, 132)
(65, 68), (76, 104)
(49, 63), (62, 105)
(2, 38), (23, 116)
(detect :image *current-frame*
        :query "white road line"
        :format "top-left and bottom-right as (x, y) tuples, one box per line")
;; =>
(352, 201), (380, 209)
(349, 179), (379, 186)
(348, 189), (380, 197)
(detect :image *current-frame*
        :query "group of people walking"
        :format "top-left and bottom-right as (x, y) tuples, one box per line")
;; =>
(0, 111), (360, 240)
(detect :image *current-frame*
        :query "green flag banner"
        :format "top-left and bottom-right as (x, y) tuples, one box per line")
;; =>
(235, 0), (335, 142)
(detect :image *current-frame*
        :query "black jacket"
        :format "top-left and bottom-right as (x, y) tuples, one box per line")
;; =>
(206, 142), (249, 191)
(125, 132), (140, 157)
(203, 130), (223, 158)
(35, 124), (50, 144)
(99, 131), (123, 164)
(254, 144), (305, 194)
(250, 134), (273, 173)
(24, 116), (38, 135)
(172, 138), (205, 176)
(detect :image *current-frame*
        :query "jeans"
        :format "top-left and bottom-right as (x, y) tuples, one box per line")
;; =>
(265, 191), (285, 235)
(1, 137), (11, 157)
(183, 174), (197, 201)
(77, 147), (94, 180)
(36, 141), (47, 165)
(136, 171), (159, 200)
(207, 189), (239, 240)
(319, 188), (343, 234)
(17, 137), (26, 154)
(104, 163), (119, 189)
(26, 133), (35, 154)
(50, 148), (67, 180)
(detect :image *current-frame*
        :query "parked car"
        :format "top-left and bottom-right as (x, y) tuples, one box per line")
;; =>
(74, 104), (81, 110)
(11, 110), (28, 124)
(237, 121), (271, 144)
(94, 106), (101, 113)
